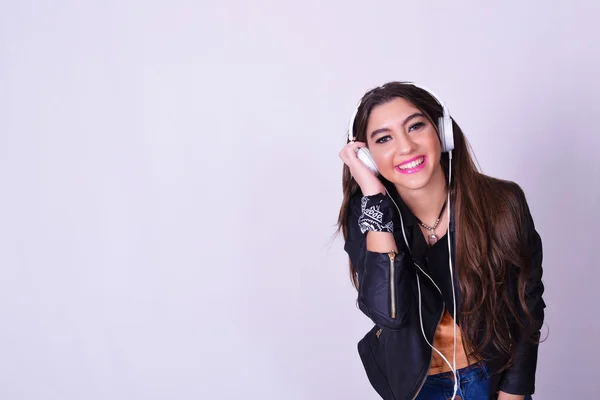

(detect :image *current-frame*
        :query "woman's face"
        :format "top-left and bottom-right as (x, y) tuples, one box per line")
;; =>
(365, 97), (444, 193)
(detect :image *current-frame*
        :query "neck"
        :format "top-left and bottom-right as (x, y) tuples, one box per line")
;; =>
(395, 167), (448, 226)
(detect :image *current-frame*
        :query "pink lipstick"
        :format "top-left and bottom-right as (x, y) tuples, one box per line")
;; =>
(396, 155), (427, 175)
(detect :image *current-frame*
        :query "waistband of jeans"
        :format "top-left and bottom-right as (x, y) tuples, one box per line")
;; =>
(425, 362), (488, 384)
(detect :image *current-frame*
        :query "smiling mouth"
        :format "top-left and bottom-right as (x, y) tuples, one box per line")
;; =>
(397, 156), (425, 170)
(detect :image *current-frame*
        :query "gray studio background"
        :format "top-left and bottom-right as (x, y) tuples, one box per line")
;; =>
(1, 1), (598, 399)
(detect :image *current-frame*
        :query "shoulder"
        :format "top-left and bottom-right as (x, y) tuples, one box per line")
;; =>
(349, 190), (362, 211)
(346, 191), (364, 224)
(477, 175), (536, 239)
(478, 174), (525, 199)
(478, 175), (530, 214)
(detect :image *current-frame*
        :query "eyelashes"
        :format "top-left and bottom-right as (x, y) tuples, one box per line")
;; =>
(408, 122), (425, 132)
(375, 136), (392, 144)
(374, 122), (426, 144)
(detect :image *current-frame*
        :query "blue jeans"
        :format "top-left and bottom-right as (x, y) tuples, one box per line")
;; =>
(415, 363), (533, 400)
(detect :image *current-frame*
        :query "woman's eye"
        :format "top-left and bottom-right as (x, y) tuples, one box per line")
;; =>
(375, 135), (392, 144)
(408, 122), (425, 132)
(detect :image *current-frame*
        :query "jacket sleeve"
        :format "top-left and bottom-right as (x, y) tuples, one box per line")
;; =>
(343, 193), (413, 330)
(498, 188), (546, 395)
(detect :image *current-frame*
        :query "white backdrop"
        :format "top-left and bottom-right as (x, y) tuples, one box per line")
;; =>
(1, 1), (599, 399)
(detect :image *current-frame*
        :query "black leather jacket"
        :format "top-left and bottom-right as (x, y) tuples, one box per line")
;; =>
(343, 182), (545, 400)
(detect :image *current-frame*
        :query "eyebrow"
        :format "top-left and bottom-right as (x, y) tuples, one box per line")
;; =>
(369, 112), (426, 139)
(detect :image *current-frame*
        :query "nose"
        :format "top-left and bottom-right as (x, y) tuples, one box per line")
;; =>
(395, 131), (417, 155)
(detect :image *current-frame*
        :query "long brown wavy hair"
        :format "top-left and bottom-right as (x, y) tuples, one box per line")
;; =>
(336, 81), (537, 367)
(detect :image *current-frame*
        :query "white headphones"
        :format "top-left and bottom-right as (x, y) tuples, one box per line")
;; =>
(347, 82), (455, 174)
(348, 82), (460, 399)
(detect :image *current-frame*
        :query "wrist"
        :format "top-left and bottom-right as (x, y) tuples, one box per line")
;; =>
(361, 185), (386, 196)
(358, 193), (395, 234)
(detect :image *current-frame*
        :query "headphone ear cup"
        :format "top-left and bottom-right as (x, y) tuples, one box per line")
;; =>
(356, 148), (380, 175)
(438, 116), (455, 153)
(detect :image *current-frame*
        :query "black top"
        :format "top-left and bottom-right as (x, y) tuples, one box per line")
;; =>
(387, 185), (461, 319)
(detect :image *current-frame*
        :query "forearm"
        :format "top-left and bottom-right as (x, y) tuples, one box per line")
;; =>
(366, 230), (398, 253)
(344, 193), (410, 330)
(498, 391), (525, 400)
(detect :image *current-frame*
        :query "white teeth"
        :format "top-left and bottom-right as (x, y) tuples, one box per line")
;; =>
(399, 157), (424, 170)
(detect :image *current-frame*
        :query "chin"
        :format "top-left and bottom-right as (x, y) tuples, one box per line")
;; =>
(383, 168), (434, 191)
(395, 179), (432, 192)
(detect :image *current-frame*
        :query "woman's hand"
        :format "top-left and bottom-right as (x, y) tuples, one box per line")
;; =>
(338, 141), (385, 196)
(498, 391), (525, 400)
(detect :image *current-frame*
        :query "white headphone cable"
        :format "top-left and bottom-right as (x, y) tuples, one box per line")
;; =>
(447, 150), (458, 399)
(384, 155), (459, 399)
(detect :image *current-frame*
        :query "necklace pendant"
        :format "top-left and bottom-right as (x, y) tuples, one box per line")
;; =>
(428, 233), (438, 245)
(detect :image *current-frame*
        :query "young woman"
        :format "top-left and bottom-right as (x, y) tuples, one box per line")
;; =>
(337, 82), (545, 400)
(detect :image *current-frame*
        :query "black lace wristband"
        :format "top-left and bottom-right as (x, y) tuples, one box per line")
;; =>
(358, 193), (395, 234)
